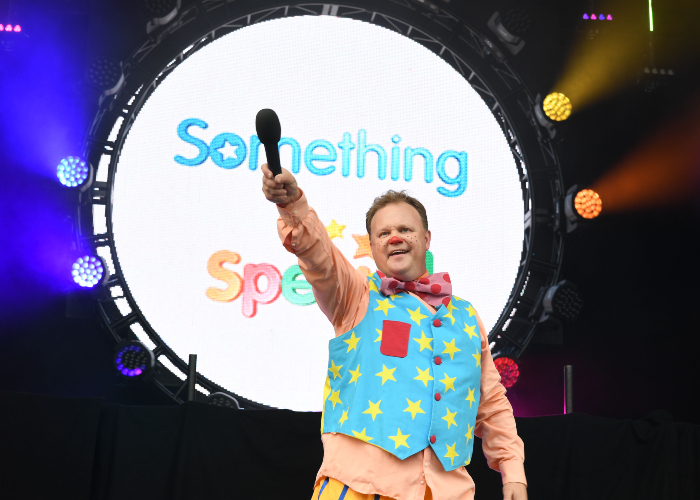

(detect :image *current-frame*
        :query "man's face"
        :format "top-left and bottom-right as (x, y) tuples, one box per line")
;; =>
(370, 202), (431, 281)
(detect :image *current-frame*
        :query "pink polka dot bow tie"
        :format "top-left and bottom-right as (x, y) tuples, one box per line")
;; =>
(378, 271), (453, 308)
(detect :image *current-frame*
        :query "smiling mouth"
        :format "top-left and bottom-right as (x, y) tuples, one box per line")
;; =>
(389, 250), (408, 257)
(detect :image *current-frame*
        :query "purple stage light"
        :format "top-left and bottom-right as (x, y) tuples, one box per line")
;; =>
(5, 24), (11, 31)
(57, 156), (90, 187)
(583, 14), (589, 20)
(591, 14), (597, 20)
(599, 14), (605, 20)
(14, 25), (21, 32)
(71, 255), (105, 288)
(114, 341), (155, 379)
(607, 15), (613, 20)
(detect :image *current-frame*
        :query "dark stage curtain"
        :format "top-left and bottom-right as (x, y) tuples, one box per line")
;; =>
(1, 390), (698, 500)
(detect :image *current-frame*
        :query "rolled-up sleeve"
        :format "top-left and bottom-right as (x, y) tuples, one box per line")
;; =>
(276, 191), (367, 333)
(473, 313), (527, 486)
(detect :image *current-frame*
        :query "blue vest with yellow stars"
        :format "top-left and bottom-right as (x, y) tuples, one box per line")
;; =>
(321, 272), (482, 472)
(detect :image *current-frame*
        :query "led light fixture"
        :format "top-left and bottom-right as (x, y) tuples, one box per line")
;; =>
(57, 156), (93, 189)
(207, 392), (242, 409)
(494, 356), (520, 388)
(115, 340), (156, 378)
(542, 92), (572, 122)
(543, 281), (583, 323)
(487, 8), (532, 55)
(72, 255), (109, 288)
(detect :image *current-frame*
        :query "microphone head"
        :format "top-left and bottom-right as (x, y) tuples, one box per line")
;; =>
(255, 108), (281, 145)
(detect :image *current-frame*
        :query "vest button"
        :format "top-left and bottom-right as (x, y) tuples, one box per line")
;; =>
(434, 356), (442, 365)
(433, 319), (441, 327)
(430, 435), (436, 443)
(435, 393), (441, 401)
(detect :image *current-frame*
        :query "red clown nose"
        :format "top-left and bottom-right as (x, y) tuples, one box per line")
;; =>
(388, 236), (403, 245)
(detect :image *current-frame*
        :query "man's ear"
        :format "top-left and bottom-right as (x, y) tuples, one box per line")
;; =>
(425, 230), (431, 251)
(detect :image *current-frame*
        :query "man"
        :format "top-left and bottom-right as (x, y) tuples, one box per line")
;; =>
(262, 164), (527, 500)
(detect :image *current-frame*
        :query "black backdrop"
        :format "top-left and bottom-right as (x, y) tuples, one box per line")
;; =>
(1, 389), (698, 500)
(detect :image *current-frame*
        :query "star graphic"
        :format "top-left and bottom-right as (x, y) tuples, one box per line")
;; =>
(412, 331), (433, 352)
(446, 300), (458, 314)
(339, 409), (349, 427)
(472, 347), (481, 367)
(374, 298), (396, 316)
(442, 407), (458, 428)
(343, 331), (361, 352)
(464, 452), (472, 466)
(369, 279), (380, 294)
(465, 387), (476, 408)
(375, 328), (382, 342)
(443, 309), (456, 325)
(375, 364), (397, 385)
(463, 323), (478, 340)
(464, 304), (476, 317)
(414, 367), (434, 387)
(218, 141), (242, 162)
(407, 306), (428, 326)
(328, 360), (343, 379)
(403, 398), (426, 420)
(389, 294), (403, 301)
(328, 389), (343, 409)
(444, 442), (459, 465)
(362, 399), (383, 421)
(352, 234), (373, 260)
(452, 295), (463, 302)
(326, 219), (346, 240)
(352, 428), (373, 442)
(441, 338), (462, 360)
(348, 365), (362, 385)
(439, 373), (457, 392)
(465, 423), (474, 445)
(388, 428), (411, 449)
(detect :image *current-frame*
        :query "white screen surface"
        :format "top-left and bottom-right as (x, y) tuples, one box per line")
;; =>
(112, 16), (523, 410)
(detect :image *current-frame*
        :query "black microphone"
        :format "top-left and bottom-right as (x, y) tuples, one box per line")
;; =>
(255, 108), (282, 177)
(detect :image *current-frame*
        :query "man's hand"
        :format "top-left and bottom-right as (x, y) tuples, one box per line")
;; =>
(261, 163), (300, 206)
(503, 482), (527, 500)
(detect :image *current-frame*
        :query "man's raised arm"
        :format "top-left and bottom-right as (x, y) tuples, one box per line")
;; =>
(261, 163), (367, 331)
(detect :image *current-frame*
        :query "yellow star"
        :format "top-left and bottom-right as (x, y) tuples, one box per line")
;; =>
(352, 234), (373, 260)
(388, 428), (411, 449)
(362, 400), (383, 421)
(403, 398), (426, 420)
(339, 409), (349, 426)
(452, 295), (463, 302)
(369, 279), (380, 294)
(328, 389), (343, 409)
(472, 346), (481, 367)
(326, 219), (346, 240)
(463, 323), (478, 340)
(374, 328), (382, 342)
(446, 300), (458, 314)
(465, 423), (474, 445)
(414, 367), (434, 387)
(348, 365), (362, 385)
(439, 373), (457, 392)
(343, 331), (361, 352)
(443, 309), (456, 325)
(328, 360), (343, 379)
(407, 306), (428, 326)
(464, 452), (472, 466)
(465, 387), (476, 408)
(444, 442), (459, 465)
(412, 331), (433, 352)
(375, 364), (397, 385)
(442, 407), (458, 428)
(352, 428), (373, 442)
(464, 304), (476, 317)
(374, 298), (396, 316)
(441, 338), (461, 360)
(389, 294), (403, 301)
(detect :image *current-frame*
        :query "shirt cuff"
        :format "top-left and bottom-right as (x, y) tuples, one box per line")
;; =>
(499, 459), (527, 486)
(276, 189), (308, 226)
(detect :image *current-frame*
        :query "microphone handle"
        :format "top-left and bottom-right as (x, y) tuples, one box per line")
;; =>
(264, 142), (282, 177)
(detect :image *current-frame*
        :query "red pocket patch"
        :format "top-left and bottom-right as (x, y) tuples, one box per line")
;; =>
(380, 320), (411, 358)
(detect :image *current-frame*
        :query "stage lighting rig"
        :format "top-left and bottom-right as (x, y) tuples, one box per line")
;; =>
(115, 340), (156, 379)
(533, 92), (572, 140)
(144, 0), (181, 34)
(542, 281), (583, 323)
(207, 392), (242, 409)
(86, 58), (125, 102)
(493, 356), (520, 388)
(72, 255), (109, 289)
(487, 8), (532, 55)
(556, 184), (602, 233)
(57, 156), (94, 191)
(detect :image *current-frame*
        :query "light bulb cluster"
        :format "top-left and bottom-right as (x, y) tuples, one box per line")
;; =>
(0, 24), (22, 32)
(72, 256), (105, 288)
(582, 14), (613, 20)
(574, 189), (602, 219)
(57, 156), (89, 187)
(542, 93), (573, 122)
(494, 357), (519, 388)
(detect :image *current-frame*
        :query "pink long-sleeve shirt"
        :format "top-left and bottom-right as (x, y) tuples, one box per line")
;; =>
(276, 191), (526, 500)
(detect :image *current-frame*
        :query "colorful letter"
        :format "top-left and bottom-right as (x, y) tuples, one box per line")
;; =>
(338, 132), (356, 177)
(282, 265), (315, 305)
(305, 140), (337, 176)
(357, 129), (386, 180)
(175, 118), (209, 166)
(436, 151), (468, 197)
(209, 132), (247, 169)
(242, 263), (282, 317)
(206, 250), (243, 302)
(404, 147), (433, 183)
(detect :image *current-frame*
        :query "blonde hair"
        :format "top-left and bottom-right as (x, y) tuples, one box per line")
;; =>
(365, 190), (428, 236)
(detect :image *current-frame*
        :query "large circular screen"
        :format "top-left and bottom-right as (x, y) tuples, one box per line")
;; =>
(112, 15), (523, 410)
